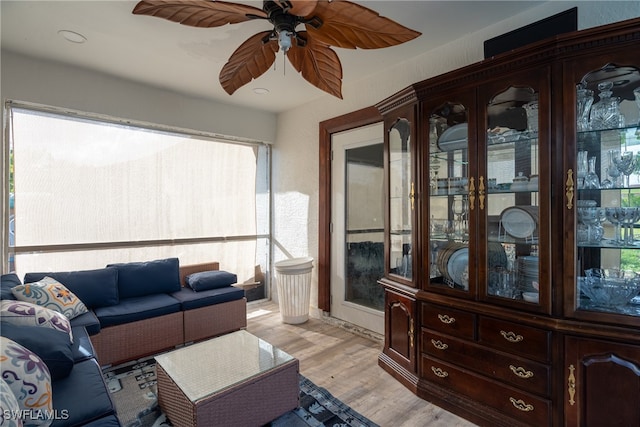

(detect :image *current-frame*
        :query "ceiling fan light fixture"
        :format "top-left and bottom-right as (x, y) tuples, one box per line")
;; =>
(278, 30), (293, 52)
(253, 87), (270, 95)
(58, 30), (87, 44)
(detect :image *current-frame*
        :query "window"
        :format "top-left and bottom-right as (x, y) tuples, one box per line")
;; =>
(3, 102), (270, 299)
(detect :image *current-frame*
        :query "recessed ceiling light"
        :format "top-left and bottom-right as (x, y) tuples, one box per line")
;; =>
(58, 30), (87, 44)
(253, 88), (270, 95)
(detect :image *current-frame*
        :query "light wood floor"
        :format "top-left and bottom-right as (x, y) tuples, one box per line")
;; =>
(246, 301), (477, 427)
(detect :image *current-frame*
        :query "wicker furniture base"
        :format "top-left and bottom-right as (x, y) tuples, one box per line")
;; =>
(183, 297), (247, 343)
(92, 311), (184, 366)
(155, 330), (299, 427)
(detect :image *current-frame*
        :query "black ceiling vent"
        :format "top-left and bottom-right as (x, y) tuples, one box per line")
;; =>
(484, 7), (577, 59)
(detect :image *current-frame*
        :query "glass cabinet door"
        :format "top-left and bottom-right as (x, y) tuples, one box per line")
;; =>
(571, 62), (640, 322)
(426, 96), (473, 294)
(482, 84), (544, 307)
(389, 117), (414, 282)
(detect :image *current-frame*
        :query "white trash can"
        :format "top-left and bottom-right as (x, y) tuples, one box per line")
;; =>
(275, 257), (313, 324)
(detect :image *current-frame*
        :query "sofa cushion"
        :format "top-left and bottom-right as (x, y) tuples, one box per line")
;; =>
(0, 322), (74, 380)
(185, 270), (237, 291)
(171, 285), (245, 311)
(0, 300), (73, 343)
(70, 326), (97, 363)
(94, 293), (181, 327)
(0, 337), (53, 426)
(107, 258), (180, 299)
(69, 310), (101, 336)
(12, 276), (89, 320)
(24, 267), (119, 309)
(49, 358), (116, 427)
(0, 273), (21, 301)
(0, 377), (23, 427)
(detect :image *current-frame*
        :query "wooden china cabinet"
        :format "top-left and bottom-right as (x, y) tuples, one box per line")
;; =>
(377, 17), (640, 426)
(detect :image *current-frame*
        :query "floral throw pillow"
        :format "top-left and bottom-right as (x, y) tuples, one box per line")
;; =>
(0, 377), (23, 427)
(0, 337), (52, 426)
(11, 277), (88, 320)
(0, 300), (73, 343)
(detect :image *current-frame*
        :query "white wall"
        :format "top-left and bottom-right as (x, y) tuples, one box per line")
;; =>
(0, 50), (277, 143)
(272, 1), (640, 316)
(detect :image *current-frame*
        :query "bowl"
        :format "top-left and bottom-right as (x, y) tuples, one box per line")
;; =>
(522, 292), (539, 303)
(581, 269), (640, 307)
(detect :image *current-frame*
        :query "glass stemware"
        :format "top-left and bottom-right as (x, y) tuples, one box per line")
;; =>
(605, 207), (623, 245)
(451, 198), (468, 239)
(602, 149), (622, 188)
(617, 207), (640, 246)
(612, 151), (637, 188)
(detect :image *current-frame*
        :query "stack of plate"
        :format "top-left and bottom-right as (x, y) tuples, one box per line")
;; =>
(436, 242), (468, 289)
(517, 256), (539, 291)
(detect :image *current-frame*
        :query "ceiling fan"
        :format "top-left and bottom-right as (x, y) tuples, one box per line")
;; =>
(132, 0), (421, 99)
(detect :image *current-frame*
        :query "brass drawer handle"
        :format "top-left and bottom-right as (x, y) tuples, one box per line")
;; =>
(431, 339), (448, 350)
(500, 330), (524, 343)
(510, 397), (534, 412)
(437, 314), (456, 324)
(509, 365), (534, 379)
(431, 366), (449, 378)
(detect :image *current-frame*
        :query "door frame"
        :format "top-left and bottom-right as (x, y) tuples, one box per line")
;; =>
(318, 106), (382, 312)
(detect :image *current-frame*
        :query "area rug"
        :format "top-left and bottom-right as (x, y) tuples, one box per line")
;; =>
(102, 357), (378, 427)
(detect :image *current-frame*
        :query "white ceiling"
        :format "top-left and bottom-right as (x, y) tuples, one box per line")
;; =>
(1, 1), (544, 113)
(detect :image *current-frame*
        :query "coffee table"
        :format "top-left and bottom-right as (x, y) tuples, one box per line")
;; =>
(155, 330), (299, 427)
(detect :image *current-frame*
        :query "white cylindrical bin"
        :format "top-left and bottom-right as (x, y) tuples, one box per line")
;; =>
(274, 257), (313, 324)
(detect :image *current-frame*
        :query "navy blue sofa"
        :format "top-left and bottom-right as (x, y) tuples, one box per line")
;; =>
(1, 258), (247, 426)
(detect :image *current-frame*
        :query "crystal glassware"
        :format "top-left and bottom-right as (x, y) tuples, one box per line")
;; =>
(577, 150), (588, 189)
(576, 83), (594, 132)
(582, 268), (640, 307)
(617, 207), (640, 246)
(583, 156), (601, 189)
(612, 151), (637, 188)
(590, 81), (624, 130)
(605, 207), (623, 245)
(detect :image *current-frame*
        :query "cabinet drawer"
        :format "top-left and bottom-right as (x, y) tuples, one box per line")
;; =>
(478, 316), (551, 363)
(421, 303), (476, 340)
(421, 355), (551, 426)
(422, 329), (550, 397)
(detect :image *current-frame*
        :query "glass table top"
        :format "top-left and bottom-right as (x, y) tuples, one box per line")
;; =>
(154, 330), (296, 402)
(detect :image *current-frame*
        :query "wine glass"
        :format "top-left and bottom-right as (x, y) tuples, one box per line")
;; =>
(451, 198), (468, 238)
(601, 150), (622, 188)
(605, 207), (623, 245)
(617, 207), (640, 246)
(612, 151), (637, 188)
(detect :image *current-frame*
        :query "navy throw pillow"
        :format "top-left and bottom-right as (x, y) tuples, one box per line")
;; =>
(186, 270), (237, 291)
(23, 267), (119, 308)
(0, 273), (21, 300)
(0, 321), (74, 380)
(107, 258), (180, 299)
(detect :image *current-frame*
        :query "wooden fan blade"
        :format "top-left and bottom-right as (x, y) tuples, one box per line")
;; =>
(287, 32), (342, 99)
(219, 31), (279, 95)
(132, 0), (267, 27)
(304, 0), (421, 49)
(277, 0), (319, 18)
